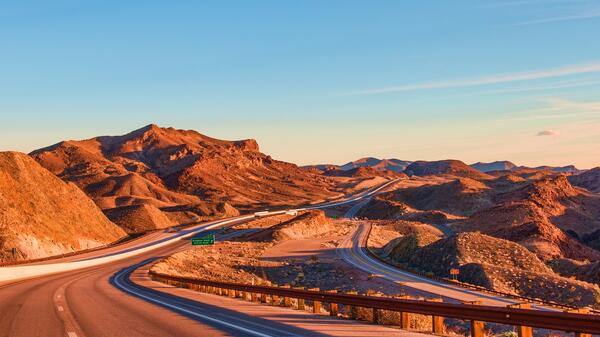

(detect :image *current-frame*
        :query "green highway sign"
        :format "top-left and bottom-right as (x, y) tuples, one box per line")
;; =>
(191, 234), (215, 246)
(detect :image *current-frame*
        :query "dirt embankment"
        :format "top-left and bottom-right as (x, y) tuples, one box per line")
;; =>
(248, 211), (341, 242)
(378, 230), (600, 308)
(152, 211), (402, 295)
(103, 204), (175, 234)
(0, 151), (126, 262)
(550, 259), (600, 286)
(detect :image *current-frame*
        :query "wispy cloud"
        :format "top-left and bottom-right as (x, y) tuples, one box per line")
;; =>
(537, 129), (560, 136)
(544, 97), (600, 112)
(513, 9), (600, 26)
(496, 97), (600, 123)
(347, 62), (600, 95)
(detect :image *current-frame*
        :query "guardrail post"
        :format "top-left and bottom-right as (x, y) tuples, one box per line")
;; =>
(282, 285), (291, 307)
(395, 295), (411, 329)
(462, 300), (484, 337)
(260, 292), (267, 303)
(271, 294), (280, 306)
(294, 287), (305, 310)
(471, 320), (484, 337)
(371, 292), (382, 324)
(309, 288), (321, 314)
(251, 292), (258, 302)
(427, 298), (445, 334)
(327, 290), (339, 316)
(373, 307), (381, 324)
(507, 303), (533, 337)
(565, 308), (591, 337)
(346, 290), (358, 319)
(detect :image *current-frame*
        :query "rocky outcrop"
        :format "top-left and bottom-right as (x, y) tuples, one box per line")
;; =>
(404, 160), (493, 180)
(31, 124), (342, 214)
(386, 232), (600, 308)
(104, 204), (175, 234)
(0, 152), (126, 261)
(569, 167), (600, 193)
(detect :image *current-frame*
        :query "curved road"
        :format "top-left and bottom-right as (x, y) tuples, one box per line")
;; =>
(1, 180), (421, 337)
(337, 205), (555, 310)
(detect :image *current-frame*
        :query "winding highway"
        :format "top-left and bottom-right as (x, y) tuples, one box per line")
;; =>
(1, 180), (430, 337)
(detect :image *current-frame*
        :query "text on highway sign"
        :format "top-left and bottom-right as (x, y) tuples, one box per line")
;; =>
(191, 234), (215, 245)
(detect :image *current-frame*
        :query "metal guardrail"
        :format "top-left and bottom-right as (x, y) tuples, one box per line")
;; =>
(149, 270), (600, 336)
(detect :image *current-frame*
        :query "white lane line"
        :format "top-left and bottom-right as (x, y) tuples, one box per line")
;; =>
(113, 269), (278, 337)
(57, 306), (64, 312)
(67, 332), (78, 337)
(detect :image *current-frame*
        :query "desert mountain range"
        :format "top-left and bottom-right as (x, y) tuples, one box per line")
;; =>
(312, 157), (580, 176)
(359, 171), (600, 262)
(2, 123), (600, 286)
(30, 124), (346, 217)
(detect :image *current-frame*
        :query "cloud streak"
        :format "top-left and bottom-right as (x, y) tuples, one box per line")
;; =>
(513, 10), (600, 26)
(537, 130), (560, 136)
(347, 62), (600, 95)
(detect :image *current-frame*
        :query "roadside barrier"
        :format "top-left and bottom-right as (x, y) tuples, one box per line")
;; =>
(149, 270), (600, 337)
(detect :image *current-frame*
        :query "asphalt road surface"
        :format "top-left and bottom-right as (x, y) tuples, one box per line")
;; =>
(2, 180), (438, 337)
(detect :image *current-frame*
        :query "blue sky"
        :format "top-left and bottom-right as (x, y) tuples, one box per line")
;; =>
(1, 1), (600, 168)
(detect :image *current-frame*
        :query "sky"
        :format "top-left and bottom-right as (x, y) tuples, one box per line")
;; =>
(1, 1), (600, 168)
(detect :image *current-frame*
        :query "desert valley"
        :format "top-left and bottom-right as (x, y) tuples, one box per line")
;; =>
(2, 124), (600, 336)
(4, 2), (600, 336)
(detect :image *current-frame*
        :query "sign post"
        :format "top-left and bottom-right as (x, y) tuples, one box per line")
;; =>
(450, 268), (459, 280)
(191, 234), (215, 246)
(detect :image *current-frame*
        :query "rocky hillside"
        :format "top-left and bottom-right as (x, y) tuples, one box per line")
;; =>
(471, 161), (517, 173)
(550, 259), (600, 286)
(385, 232), (600, 308)
(569, 167), (600, 193)
(103, 204), (176, 234)
(386, 178), (493, 217)
(249, 210), (333, 242)
(31, 124), (343, 218)
(340, 157), (411, 172)
(324, 166), (405, 179)
(0, 152), (126, 261)
(459, 176), (600, 261)
(360, 170), (600, 262)
(404, 160), (492, 180)
(306, 157), (411, 173)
